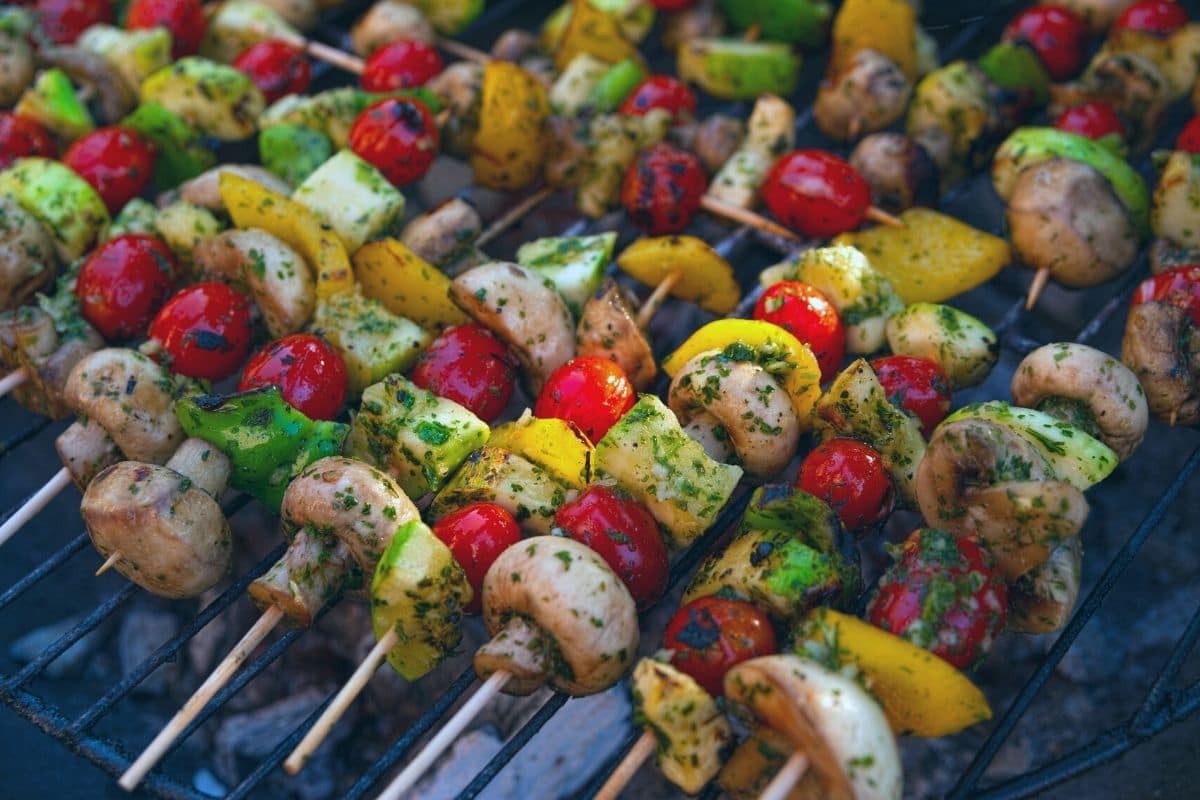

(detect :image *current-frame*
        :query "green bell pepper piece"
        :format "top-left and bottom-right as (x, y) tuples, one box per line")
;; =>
(977, 42), (1050, 107)
(258, 124), (333, 185)
(122, 102), (217, 190)
(718, 0), (831, 48)
(588, 58), (646, 112)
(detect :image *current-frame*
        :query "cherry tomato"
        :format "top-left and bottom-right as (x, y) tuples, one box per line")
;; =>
(662, 596), (777, 696)
(620, 142), (707, 235)
(125, 0), (206, 57)
(411, 324), (517, 423)
(348, 96), (439, 187)
(1114, 0), (1189, 35)
(867, 528), (1008, 670)
(870, 355), (952, 438)
(362, 39), (444, 92)
(648, 0), (696, 11)
(554, 485), (668, 609)
(1177, 117), (1200, 153)
(35, 0), (112, 44)
(1054, 101), (1126, 142)
(75, 234), (175, 341)
(1002, 5), (1090, 81)
(148, 283), (253, 381)
(761, 149), (873, 238)
(753, 282), (845, 381)
(234, 40), (312, 104)
(797, 439), (894, 531)
(0, 113), (56, 169)
(432, 502), (522, 614)
(239, 334), (349, 420)
(618, 75), (697, 124)
(1132, 265), (1200, 327)
(62, 127), (157, 215)
(535, 356), (636, 443)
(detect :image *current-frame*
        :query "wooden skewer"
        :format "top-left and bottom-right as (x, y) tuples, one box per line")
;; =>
(1169, 409), (1179, 427)
(436, 36), (492, 65)
(636, 269), (683, 329)
(758, 751), (810, 800)
(119, 605), (286, 791)
(594, 729), (656, 800)
(95, 551), (122, 576)
(700, 195), (802, 243)
(0, 466), (72, 548)
(247, 25), (365, 74)
(1026, 267), (1051, 311)
(476, 186), (557, 248)
(0, 366), (28, 398)
(864, 205), (906, 229)
(375, 670), (512, 800)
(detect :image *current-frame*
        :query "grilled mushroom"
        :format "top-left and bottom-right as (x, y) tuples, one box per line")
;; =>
(661, 0), (726, 52)
(427, 61), (483, 158)
(490, 29), (541, 62)
(176, 165), (291, 213)
(1008, 537), (1082, 634)
(1080, 52), (1171, 149)
(671, 114), (747, 175)
(193, 229), (315, 337)
(0, 32), (34, 107)
(544, 115), (589, 188)
(0, 306), (102, 419)
(256, 0), (318, 31)
(399, 198), (486, 271)
(0, 195), (56, 311)
(38, 45), (136, 124)
(849, 133), (939, 213)
(1122, 301), (1200, 426)
(815, 49), (912, 142)
(576, 279), (656, 391)
(350, 0), (435, 55)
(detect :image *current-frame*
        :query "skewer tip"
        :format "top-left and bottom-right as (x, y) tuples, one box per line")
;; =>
(96, 551), (121, 576)
(1026, 267), (1051, 311)
(865, 206), (905, 229)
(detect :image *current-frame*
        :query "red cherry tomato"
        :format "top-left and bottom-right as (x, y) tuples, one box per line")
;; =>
(125, 0), (206, 57)
(35, 0), (112, 43)
(870, 355), (952, 438)
(432, 502), (522, 614)
(1002, 5), (1090, 81)
(1132, 265), (1200, 327)
(535, 356), (636, 443)
(867, 528), (1008, 670)
(554, 485), (668, 609)
(753, 282), (845, 381)
(233, 40), (312, 104)
(0, 113), (56, 169)
(662, 596), (777, 696)
(1114, 0), (1189, 35)
(761, 149), (872, 238)
(1054, 101), (1126, 142)
(1177, 117), (1200, 153)
(62, 127), (157, 215)
(797, 439), (894, 531)
(648, 0), (696, 11)
(75, 234), (175, 341)
(362, 39), (444, 92)
(620, 142), (707, 235)
(239, 334), (349, 420)
(618, 75), (697, 124)
(148, 283), (253, 381)
(348, 96), (439, 187)
(411, 324), (517, 423)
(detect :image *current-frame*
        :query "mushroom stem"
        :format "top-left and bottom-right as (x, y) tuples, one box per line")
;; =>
(0, 466), (71, 548)
(476, 186), (556, 248)
(595, 730), (657, 800)
(1026, 267), (1051, 311)
(700, 195), (801, 243)
(0, 367), (27, 397)
(759, 751), (810, 800)
(436, 36), (492, 65)
(248, 24), (365, 74)
(637, 269), (684, 329)
(95, 551), (121, 576)
(165, 438), (231, 499)
(865, 205), (906, 228)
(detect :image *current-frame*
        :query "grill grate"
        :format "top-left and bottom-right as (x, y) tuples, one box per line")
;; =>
(2, 1), (1200, 798)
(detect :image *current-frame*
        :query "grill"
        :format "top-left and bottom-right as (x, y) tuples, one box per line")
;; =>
(2, 1), (1199, 798)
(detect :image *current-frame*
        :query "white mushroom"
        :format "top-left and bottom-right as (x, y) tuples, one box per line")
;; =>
(1008, 537), (1082, 634)
(399, 198), (486, 271)
(0, 32), (34, 108)
(576, 279), (656, 391)
(849, 133), (939, 213)
(0, 305), (102, 419)
(193, 229), (315, 337)
(1122, 301), (1200, 427)
(0, 195), (57, 311)
(815, 49), (912, 142)
(350, 0), (435, 56)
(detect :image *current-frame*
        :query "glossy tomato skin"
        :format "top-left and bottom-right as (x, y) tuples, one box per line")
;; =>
(348, 96), (439, 187)
(871, 355), (952, 438)
(753, 281), (845, 381)
(1132, 265), (1200, 326)
(761, 150), (872, 238)
(554, 485), (668, 609)
(75, 234), (175, 341)
(234, 40), (311, 104)
(618, 75), (697, 123)
(663, 596), (777, 696)
(149, 283), (253, 381)
(1177, 117), (1200, 153)
(1054, 101), (1126, 142)
(410, 324), (517, 423)
(1002, 5), (1090, 81)
(239, 334), (349, 420)
(535, 356), (636, 443)
(648, 0), (696, 11)
(35, 0), (112, 43)
(621, 142), (707, 235)
(867, 527), (1008, 670)
(125, 0), (206, 57)
(432, 503), (522, 614)
(362, 39), (444, 91)
(62, 127), (157, 215)
(0, 113), (56, 169)
(1114, 0), (1189, 35)
(797, 438), (894, 531)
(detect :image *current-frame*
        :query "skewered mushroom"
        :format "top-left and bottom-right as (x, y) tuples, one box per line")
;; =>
(428, 62), (484, 158)
(0, 305), (103, 419)
(848, 133), (939, 213)
(661, 0), (727, 52)
(38, 45), (136, 124)
(815, 49), (912, 142)
(670, 113), (747, 175)
(1008, 536), (1082, 634)
(399, 198), (487, 273)
(576, 279), (656, 391)
(0, 32), (34, 107)
(193, 229), (315, 337)
(0, 195), (57, 311)
(350, 0), (435, 56)
(1122, 301), (1200, 426)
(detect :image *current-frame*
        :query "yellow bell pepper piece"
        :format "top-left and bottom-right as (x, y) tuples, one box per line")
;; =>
(354, 238), (468, 332)
(488, 411), (592, 489)
(554, 0), (643, 71)
(796, 608), (992, 737)
(833, 208), (1011, 304)
(470, 62), (550, 192)
(617, 235), (741, 316)
(663, 319), (822, 425)
(218, 172), (353, 299)
(831, 0), (917, 79)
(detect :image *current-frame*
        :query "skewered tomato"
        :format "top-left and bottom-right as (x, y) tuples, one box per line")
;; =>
(648, 0), (696, 11)
(239, 334), (348, 420)
(362, 39), (444, 91)
(618, 75), (697, 124)
(662, 596), (777, 696)
(621, 142), (707, 235)
(1054, 101), (1126, 143)
(871, 354), (952, 437)
(126, 0), (206, 57)
(761, 149), (873, 238)
(1177, 117), (1200, 153)
(867, 527), (1008, 670)
(554, 485), (668, 610)
(0, 113), (56, 169)
(1002, 5), (1090, 81)
(1132, 266), (1200, 326)
(76, 234), (175, 341)
(432, 503), (522, 614)
(62, 127), (157, 215)
(753, 282), (845, 381)
(148, 283), (253, 381)
(535, 356), (636, 442)
(35, 0), (112, 44)
(410, 324), (517, 423)
(1113, 0), (1189, 35)
(348, 96), (439, 187)
(797, 438), (894, 531)
(234, 40), (311, 104)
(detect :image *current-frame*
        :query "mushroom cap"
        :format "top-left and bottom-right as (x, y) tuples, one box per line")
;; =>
(38, 45), (136, 123)
(1121, 301), (1200, 426)
(0, 191), (56, 311)
(617, 235), (740, 316)
(576, 279), (657, 391)
(724, 654), (902, 800)
(815, 49), (912, 142)
(849, 132), (939, 214)
(478, 536), (639, 696)
(1009, 536), (1082, 634)
(82, 461), (230, 598)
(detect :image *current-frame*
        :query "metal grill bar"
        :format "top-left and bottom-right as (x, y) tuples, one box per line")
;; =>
(0, 416), (51, 460)
(0, 532), (89, 612)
